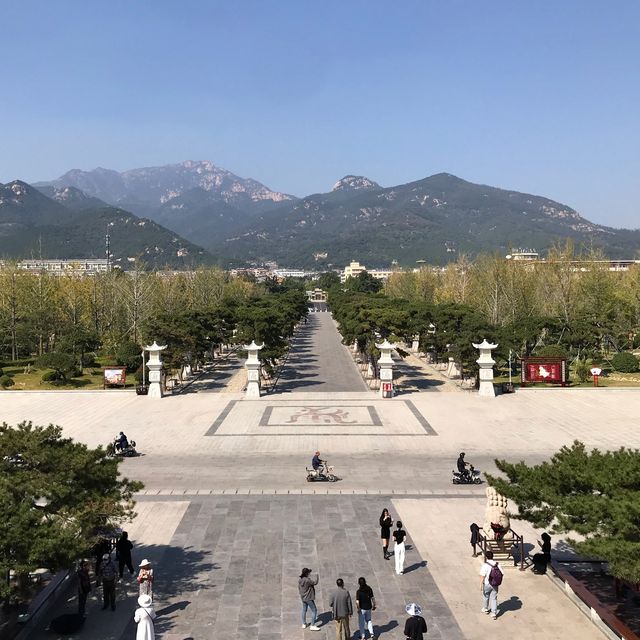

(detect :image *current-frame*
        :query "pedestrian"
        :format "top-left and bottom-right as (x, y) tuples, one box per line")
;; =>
(532, 532), (552, 574)
(470, 523), (480, 557)
(99, 553), (117, 611)
(298, 567), (321, 631)
(137, 559), (154, 600)
(134, 594), (156, 640)
(379, 508), (392, 560)
(355, 577), (376, 640)
(404, 602), (427, 640)
(77, 561), (92, 617)
(329, 578), (353, 640)
(116, 531), (134, 578)
(393, 520), (407, 575)
(479, 550), (503, 619)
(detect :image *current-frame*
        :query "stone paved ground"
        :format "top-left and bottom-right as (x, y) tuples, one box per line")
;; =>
(5, 315), (634, 639)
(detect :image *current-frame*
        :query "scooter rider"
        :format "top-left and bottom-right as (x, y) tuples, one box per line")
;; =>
(312, 451), (324, 475)
(457, 452), (471, 482)
(116, 431), (129, 453)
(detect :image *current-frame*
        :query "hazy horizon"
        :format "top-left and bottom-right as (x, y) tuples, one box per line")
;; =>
(1, 1), (638, 228)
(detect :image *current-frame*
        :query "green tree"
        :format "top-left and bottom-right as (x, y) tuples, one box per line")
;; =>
(0, 422), (142, 598)
(344, 271), (383, 294)
(486, 441), (640, 582)
(316, 271), (341, 291)
(36, 352), (78, 382)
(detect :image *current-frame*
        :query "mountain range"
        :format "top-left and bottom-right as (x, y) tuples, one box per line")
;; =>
(0, 181), (208, 267)
(6, 160), (638, 267)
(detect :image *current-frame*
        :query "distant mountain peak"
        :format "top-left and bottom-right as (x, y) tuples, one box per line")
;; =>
(332, 175), (381, 192)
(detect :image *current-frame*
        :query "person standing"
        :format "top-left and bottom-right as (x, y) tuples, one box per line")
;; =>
(393, 521), (407, 575)
(479, 550), (502, 619)
(99, 553), (117, 611)
(298, 568), (321, 631)
(77, 561), (92, 617)
(379, 508), (392, 560)
(134, 594), (156, 640)
(355, 577), (376, 640)
(329, 578), (353, 640)
(470, 523), (480, 557)
(404, 603), (427, 640)
(137, 559), (154, 600)
(116, 531), (134, 578)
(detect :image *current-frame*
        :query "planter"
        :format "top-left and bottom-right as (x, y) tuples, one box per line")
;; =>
(135, 385), (148, 396)
(502, 382), (515, 394)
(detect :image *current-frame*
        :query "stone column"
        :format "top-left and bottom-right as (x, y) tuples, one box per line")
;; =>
(376, 339), (395, 398)
(244, 340), (264, 398)
(144, 341), (167, 399)
(411, 334), (420, 353)
(473, 339), (498, 397)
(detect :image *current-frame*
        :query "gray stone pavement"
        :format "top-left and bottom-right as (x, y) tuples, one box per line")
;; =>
(272, 314), (369, 393)
(3, 314), (631, 638)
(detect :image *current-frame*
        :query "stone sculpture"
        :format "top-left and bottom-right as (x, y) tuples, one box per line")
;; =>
(483, 487), (510, 540)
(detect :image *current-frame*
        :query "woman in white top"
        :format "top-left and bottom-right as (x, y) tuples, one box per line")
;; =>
(134, 594), (156, 640)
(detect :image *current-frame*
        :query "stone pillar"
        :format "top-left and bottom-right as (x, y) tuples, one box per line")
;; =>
(473, 339), (498, 397)
(144, 341), (167, 399)
(446, 357), (461, 379)
(244, 340), (264, 398)
(411, 334), (420, 353)
(376, 339), (395, 398)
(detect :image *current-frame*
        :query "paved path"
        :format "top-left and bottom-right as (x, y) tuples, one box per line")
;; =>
(272, 313), (369, 393)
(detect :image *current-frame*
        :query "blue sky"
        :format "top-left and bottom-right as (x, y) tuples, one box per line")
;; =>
(1, 0), (638, 228)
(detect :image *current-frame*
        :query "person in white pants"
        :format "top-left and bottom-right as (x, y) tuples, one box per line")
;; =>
(393, 521), (407, 575)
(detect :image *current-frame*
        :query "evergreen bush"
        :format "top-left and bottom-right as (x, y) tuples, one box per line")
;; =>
(0, 375), (14, 388)
(611, 352), (639, 373)
(536, 345), (569, 359)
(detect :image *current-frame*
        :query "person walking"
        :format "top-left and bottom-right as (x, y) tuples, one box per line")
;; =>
(116, 531), (134, 578)
(404, 603), (427, 640)
(134, 594), (156, 640)
(99, 553), (117, 611)
(379, 508), (392, 560)
(137, 559), (154, 600)
(77, 561), (91, 617)
(329, 578), (353, 640)
(393, 521), (407, 575)
(298, 567), (321, 631)
(479, 550), (503, 619)
(355, 577), (376, 640)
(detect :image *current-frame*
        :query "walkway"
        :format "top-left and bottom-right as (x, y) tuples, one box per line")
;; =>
(273, 313), (369, 393)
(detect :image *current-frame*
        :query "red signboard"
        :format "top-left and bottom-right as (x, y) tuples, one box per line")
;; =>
(521, 358), (567, 387)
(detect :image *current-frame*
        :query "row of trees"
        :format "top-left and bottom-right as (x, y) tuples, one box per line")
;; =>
(325, 247), (640, 375)
(383, 245), (640, 358)
(0, 265), (308, 378)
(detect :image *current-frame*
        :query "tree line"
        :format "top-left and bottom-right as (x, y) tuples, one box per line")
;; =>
(0, 265), (308, 380)
(326, 245), (640, 377)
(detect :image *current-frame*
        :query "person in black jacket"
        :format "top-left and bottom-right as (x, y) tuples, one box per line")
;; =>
(379, 508), (392, 560)
(115, 531), (134, 578)
(404, 602), (427, 640)
(470, 522), (480, 557)
(532, 532), (551, 574)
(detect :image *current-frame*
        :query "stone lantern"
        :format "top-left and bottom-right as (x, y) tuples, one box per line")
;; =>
(473, 339), (498, 397)
(144, 341), (167, 398)
(376, 339), (395, 398)
(244, 340), (264, 398)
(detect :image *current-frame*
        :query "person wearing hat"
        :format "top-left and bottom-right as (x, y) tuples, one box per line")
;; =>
(134, 594), (156, 640)
(404, 603), (427, 640)
(137, 559), (154, 600)
(298, 568), (321, 631)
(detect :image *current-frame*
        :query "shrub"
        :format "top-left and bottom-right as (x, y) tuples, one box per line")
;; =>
(36, 352), (78, 381)
(41, 370), (63, 382)
(81, 352), (98, 368)
(574, 359), (591, 383)
(134, 365), (145, 385)
(0, 375), (14, 388)
(116, 341), (142, 373)
(536, 345), (569, 359)
(611, 352), (639, 373)
(0, 368), (3, 377)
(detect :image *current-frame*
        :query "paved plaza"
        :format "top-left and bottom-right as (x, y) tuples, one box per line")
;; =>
(4, 314), (638, 638)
